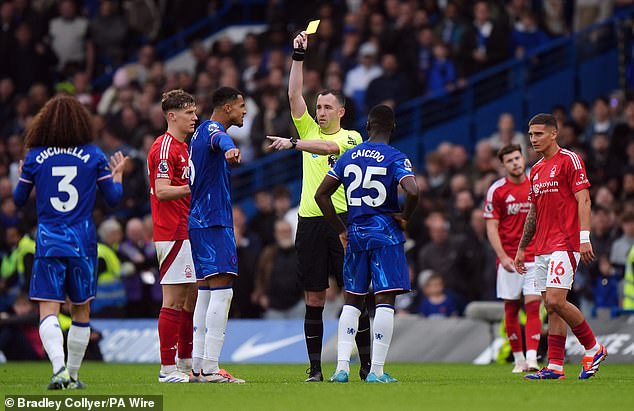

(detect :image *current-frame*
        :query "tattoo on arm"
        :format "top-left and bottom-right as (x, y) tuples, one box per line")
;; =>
(519, 205), (536, 249)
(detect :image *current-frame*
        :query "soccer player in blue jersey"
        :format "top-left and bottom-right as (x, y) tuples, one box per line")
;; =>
(315, 105), (419, 383)
(188, 86), (245, 383)
(13, 95), (127, 389)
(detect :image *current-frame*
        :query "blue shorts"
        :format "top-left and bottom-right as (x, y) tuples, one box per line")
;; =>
(189, 227), (238, 280)
(344, 244), (410, 295)
(30, 256), (97, 304)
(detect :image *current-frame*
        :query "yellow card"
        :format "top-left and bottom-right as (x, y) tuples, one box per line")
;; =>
(306, 19), (320, 35)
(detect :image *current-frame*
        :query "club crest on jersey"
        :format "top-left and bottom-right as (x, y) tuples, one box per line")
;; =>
(550, 165), (557, 177)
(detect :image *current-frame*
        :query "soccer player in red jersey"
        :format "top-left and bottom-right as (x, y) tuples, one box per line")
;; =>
(515, 114), (607, 380)
(148, 90), (198, 382)
(484, 144), (541, 373)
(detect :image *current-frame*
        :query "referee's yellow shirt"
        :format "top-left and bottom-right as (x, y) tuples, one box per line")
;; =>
(292, 110), (362, 217)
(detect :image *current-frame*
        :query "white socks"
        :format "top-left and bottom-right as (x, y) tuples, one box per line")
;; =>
(202, 288), (233, 374)
(586, 342), (601, 357)
(526, 349), (537, 363)
(513, 352), (526, 364)
(369, 306), (394, 377)
(40, 315), (65, 374)
(336, 305), (362, 373)
(67, 322), (90, 380)
(192, 288), (211, 373)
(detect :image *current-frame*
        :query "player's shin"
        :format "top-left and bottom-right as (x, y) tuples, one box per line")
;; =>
(336, 305), (362, 373)
(202, 287), (233, 374)
(192, 287), (210, 374)
(158, 308), (180, 371)
(370, 305), (395, 376)
(504, 300), (524, 363)
(66, 322), (90, 380)
(524, 300), (542, 363)
(40, 315), (66, 373)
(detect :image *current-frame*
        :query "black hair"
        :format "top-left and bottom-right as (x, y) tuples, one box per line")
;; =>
(497, 144), (522, 162)
(211, 86), (243, 109)
(317, 89), (345, 107)
(367, 104), (395, 133)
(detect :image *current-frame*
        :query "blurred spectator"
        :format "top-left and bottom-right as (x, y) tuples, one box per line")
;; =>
(610, 211), (634, 276)
(343, 41), (382, 113)
(49, 0), (93, 76)
(511, 12), (549, 59)
(90, 0), (128, 73)
(93, 219), (126, 318)
(9, 23), (57, 93)
(574, 0), (614, 31)
(540, 0), (572, 37)
(0, 292), (43, 360)
(485, 113), (528, 153)
(433, 1), (464, 55)
(250, 86), (291, 157)
(364, 53), (411, 112)
(415, 270), (457, 317)
(426, 41), (457, 95)
(232, 206), (262, 318)
(587, 96), (615, 139)
(253, 220), (303, 319)
(249, 189), (276, 246)
(458, 0), (510, 77)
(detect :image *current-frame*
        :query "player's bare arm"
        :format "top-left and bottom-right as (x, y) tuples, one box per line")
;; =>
(288, 31), (308, 119)
(392, 175), (419, 229)
(314, 175), (347, 246)
(266, 135), (339, 155)
(109, 151), (128, 183)
(515, 203), (536, 273)
(575, 188), (595, 265)
(486, 219), (515, 271)
(155, 178), (190, 201)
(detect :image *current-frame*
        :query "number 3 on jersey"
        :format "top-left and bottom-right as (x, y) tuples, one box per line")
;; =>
(50, 166), (78, 212)
(344, 164), (387, 207)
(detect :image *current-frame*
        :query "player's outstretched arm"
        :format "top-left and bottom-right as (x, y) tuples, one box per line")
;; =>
(288, 31), (308, 119)
(99, 151), (128, 207)
(266, 135), (339, 155)
(315, 175), (346, 235)
(13, 159), (33, 207)
(514, 203), (536, 274)
(575, 188), (595, 264)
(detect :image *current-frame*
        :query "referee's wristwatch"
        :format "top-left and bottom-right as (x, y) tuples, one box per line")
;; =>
(289, 137), (298, 149)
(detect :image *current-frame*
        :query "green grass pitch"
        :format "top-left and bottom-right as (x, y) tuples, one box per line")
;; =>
(1, 362), (634, 411)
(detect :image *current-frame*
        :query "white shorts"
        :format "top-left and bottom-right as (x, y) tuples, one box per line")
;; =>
(496, 262), (540, 300)
(534, 251), (580, 292)
(155, 240), (196, 285)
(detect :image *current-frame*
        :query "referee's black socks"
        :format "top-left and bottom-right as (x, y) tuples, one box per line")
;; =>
(304, 305), (324, 370)
(356, 309), (372, 368)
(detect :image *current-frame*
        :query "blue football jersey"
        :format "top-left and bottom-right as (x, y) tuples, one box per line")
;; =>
(328, 141), (414, 251)
(14, 144), (122, 257)
(188, 120), (234, 229)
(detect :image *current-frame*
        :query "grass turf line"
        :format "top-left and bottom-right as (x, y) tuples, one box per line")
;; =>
(1, 362), (633, 411)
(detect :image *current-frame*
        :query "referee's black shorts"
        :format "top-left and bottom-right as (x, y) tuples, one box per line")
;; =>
(295, 214), (346, 292)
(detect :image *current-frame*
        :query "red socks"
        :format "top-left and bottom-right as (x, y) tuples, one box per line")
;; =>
(158, 307), (180, 366)
(504, 301), (523, 353)
(524, 300), (542, 352)
(571, 320), (597, 350)
(178, 309), (194, 360)
(547, 334), (566, 367)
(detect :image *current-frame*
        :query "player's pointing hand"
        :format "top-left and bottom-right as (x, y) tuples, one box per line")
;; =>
(225, 148), (241, 165)
(266, 136), (292, 151)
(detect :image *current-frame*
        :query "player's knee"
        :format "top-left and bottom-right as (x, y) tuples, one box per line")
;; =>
(543, 295), (565, 313)
(305, 291), (326, 306)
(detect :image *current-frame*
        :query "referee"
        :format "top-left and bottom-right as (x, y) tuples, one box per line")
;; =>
(267, 30), (369, 382)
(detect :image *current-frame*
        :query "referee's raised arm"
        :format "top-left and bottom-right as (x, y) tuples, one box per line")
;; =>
(288, 31), (308, 119)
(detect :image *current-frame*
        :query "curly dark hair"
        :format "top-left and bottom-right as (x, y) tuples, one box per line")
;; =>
(24, 95), (94, 148)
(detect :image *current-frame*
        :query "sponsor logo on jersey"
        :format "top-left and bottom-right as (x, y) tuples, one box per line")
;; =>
(507, 202), (530, 215)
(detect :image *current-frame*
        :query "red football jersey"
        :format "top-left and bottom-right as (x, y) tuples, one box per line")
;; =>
(528, 148), (590, 255)
(148, 133), (190, 241)
(483, 177), (535, 261)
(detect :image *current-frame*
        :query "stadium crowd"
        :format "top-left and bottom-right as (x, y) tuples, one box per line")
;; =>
(2, 0), (634, 359)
